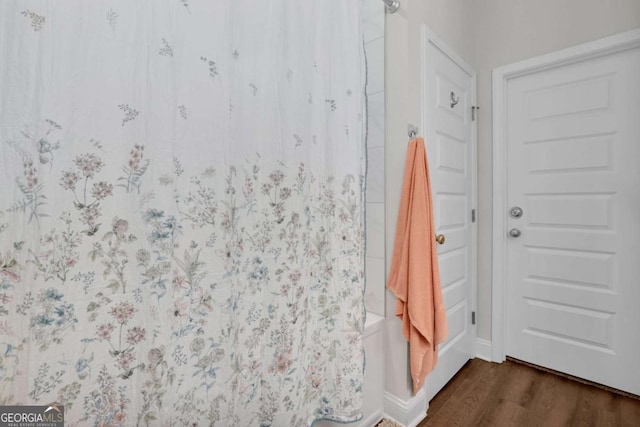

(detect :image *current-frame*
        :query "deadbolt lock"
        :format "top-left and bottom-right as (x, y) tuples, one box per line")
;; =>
(509, 206), (523, 219)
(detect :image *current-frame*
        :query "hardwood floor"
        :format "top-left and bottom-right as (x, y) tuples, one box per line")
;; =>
(417, 358), (640, 427)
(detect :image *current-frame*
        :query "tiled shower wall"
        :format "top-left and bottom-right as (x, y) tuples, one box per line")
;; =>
(363, 0), (385, 316)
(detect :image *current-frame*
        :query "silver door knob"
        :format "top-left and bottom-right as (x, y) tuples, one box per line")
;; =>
(509, 228), (521, 238)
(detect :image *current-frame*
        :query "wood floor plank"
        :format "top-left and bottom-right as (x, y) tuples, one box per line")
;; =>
(569, 382), (618, 427)
(494, 361), (541, 407)
(421, 361), (501, 427)
(527, 371), (562, 414)
(422, 359), (484, 422)
(425, 376), (474, 421)
(477, 398), (544, 427)
(417, 358), (640, 427)
(426, 359), (478, 419)
(531, 374), (580, 427)
(617, 395), (640, 427)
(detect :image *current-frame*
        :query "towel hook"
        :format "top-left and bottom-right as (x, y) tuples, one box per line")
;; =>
(408, 124), (418, 138)
(450, 91), (460, 108)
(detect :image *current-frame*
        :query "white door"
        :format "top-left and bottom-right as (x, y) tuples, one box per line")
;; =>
(505, 45), (640, 395)
(422, 29), (476, 402)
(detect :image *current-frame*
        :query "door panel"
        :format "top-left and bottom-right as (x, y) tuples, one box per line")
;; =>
(423, 33), (475, 402)
(505, 46), (640, 395)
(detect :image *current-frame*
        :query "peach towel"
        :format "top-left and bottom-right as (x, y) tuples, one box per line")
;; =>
(386, 137), (448, 395)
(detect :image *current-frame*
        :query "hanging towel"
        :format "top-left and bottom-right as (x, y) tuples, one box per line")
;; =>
(386, 137), (448, 395)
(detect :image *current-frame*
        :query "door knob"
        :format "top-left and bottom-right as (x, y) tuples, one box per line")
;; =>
(509, 228), (521, 238)
(435, 234), (445, 245)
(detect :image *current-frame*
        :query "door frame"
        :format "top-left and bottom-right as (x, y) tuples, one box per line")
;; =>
(491, 28), (640, 363)
(421, 24), (478, 362)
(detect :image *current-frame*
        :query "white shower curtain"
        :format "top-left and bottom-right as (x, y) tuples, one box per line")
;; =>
(0, 1), (366, 425)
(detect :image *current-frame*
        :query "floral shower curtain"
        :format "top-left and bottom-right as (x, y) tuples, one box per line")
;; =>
(0, 1), (366, 426)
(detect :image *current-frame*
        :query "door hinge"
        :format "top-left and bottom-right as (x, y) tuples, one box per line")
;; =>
(471, 209), (476, 223)
(471, 311), (476, 325)
(471, 106), (480, 121)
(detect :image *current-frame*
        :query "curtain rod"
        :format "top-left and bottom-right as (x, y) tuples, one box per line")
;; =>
(382, 0), (400, 13)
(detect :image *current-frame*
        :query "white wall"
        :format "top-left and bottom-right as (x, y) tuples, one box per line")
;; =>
(383, 0), (640, 406)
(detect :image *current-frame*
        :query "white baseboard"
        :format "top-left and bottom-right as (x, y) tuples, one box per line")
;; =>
(475, 338), (492, 362)
(383, 389), (427, 427)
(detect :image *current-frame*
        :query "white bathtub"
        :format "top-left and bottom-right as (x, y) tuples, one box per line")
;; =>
(315, 312), (385, 427)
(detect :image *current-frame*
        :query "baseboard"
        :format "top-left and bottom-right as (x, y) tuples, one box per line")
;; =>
(383, 389), (427, 427)
(475, 338), (492, 362)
